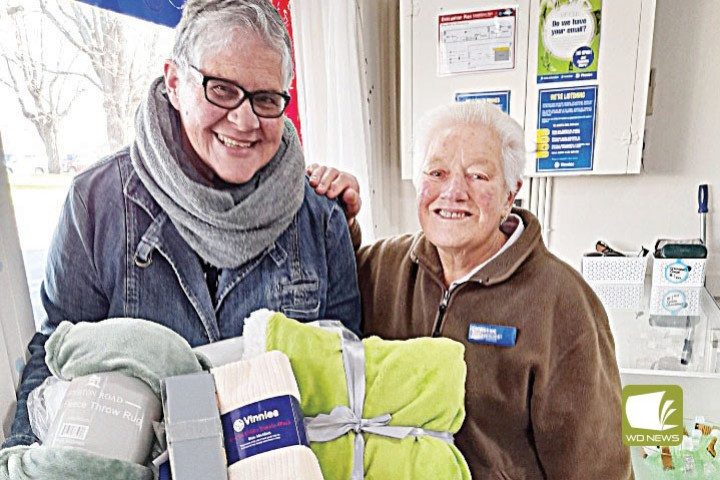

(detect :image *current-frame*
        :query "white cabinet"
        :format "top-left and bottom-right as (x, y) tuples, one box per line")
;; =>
(524, 0), (656, 176)
(399, 0), (656, 179)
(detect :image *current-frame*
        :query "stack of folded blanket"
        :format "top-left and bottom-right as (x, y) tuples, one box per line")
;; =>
(242, 310), (471, 480)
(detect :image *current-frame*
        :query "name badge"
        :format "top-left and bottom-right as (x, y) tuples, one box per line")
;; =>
(468, 323), (517, 347)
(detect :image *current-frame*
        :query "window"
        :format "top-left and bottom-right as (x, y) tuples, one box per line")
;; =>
(0, 0), (174, 326)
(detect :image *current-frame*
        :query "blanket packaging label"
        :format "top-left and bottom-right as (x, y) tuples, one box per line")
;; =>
(46, 371), (161, 464)
(468, 323), (517, 347)
(221, 394), (308, 465)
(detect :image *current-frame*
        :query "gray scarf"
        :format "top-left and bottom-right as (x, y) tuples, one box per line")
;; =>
(130, 77), (305, 269)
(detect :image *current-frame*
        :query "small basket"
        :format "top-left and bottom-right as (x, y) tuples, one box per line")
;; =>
(589, 283), (644, 311)
(651, 257), (706, 287)
(581, 254), (649, 284)
(649, 285), (702, 316)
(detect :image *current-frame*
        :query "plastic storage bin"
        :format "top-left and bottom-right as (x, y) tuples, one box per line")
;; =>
(582, 254), (649, 284)
(649, 285), (702, 316)
(651, 257), (707, 287)
(590, 283), (645, 311)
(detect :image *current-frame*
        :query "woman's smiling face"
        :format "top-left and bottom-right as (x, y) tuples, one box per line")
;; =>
(416, 121), (515, 257)
(165, 34), (286, 184)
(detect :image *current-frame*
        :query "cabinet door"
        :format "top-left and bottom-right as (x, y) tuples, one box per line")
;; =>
(400, 0), (531, 179)
(524, 0), (656, 176)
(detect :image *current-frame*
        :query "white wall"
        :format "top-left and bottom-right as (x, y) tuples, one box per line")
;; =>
(546, 0), (720, 295)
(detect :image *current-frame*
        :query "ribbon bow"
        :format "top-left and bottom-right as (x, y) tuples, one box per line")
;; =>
(306, 405), (428, 441)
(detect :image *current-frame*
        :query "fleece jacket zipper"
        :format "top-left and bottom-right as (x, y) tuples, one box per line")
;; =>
(432, 289), (452, 337)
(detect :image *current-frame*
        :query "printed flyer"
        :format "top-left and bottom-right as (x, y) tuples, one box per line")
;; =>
(536, 85), (597, 172)
(438, 8), (517, 76)
(537, 0), (601, 83)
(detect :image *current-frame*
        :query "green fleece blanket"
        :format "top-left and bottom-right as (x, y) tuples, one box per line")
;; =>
(46, 318), (211, 396)
(0, 445), (152, 480)
(258, 312), (470, 480)
(1, 318), (208, 480)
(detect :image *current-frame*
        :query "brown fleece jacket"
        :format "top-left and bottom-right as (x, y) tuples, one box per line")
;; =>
(355, 209), (632, 480)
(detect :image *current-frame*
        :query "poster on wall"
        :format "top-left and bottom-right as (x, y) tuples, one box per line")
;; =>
(455, 90), (511, 114)
(536, 85), (597, 172)
(438, 8), (517, 76)
(537, 0), (601, 84)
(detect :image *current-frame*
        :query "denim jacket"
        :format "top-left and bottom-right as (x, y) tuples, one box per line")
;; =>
(4, 149), (361, 447)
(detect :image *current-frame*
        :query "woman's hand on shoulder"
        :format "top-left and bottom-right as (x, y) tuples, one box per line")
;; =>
(306, 163), (361, 226)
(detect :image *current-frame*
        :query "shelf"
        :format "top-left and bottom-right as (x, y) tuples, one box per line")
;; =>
(590, 277), (720, 478)
(589, 277), (720, 377)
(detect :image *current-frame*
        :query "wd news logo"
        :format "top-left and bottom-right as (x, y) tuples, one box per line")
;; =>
(622, 385), (683, 446)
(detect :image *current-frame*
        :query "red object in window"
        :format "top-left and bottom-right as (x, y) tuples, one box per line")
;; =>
(270, 0), (302, 145)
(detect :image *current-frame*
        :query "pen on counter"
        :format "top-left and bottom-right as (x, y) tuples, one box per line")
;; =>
(698, 184), (708, 245)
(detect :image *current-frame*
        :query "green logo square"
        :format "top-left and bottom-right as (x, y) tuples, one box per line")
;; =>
(622, 385), (683, 446)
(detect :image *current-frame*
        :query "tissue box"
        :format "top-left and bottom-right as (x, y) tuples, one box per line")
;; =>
(651, 257), (706, 287)
(582, 254), (649, 284)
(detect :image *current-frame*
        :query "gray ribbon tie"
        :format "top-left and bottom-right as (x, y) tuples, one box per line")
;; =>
(306, 405), (454, 443)
(305, 406), (392, 440)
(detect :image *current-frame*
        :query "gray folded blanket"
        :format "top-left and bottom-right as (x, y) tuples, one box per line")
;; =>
(46, 318), (211, 395)
(1, 318), (210, 480)
(0, 445), (152, 480)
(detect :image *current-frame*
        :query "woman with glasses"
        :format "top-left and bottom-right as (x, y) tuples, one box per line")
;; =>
(3, 0), (361, 449)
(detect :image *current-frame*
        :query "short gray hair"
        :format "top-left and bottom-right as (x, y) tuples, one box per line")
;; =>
(172, 0), (294, 90)
(413, 102), (525, 193)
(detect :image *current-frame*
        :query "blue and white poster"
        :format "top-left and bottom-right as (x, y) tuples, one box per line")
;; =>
(536, 85), (597, 172)
(75, 0), (183, 27)
(455, 90), (510, 114)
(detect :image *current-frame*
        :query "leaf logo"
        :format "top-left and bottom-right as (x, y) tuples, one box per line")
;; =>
(625, 391), (678, 431)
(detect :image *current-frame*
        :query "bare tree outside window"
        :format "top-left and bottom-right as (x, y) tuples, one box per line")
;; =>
(40, 0), (168, 150)
(0, 1), (83, 173)
(0, 0), (172, 325)
(0, 0), (171, 175)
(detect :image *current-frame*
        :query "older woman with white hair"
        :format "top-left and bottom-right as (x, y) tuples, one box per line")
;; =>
(309, 101), (631, 479)
(4, 0), (360, 449)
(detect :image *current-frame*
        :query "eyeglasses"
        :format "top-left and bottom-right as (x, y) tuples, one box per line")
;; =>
(189, 65), (291, 118)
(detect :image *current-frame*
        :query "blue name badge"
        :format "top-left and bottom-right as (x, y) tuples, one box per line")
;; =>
(221, 395), (308, 466)
(468, 323), (517, 347)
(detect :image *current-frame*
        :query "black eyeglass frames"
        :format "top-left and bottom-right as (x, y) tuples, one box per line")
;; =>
(189, 65), (291, 118)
